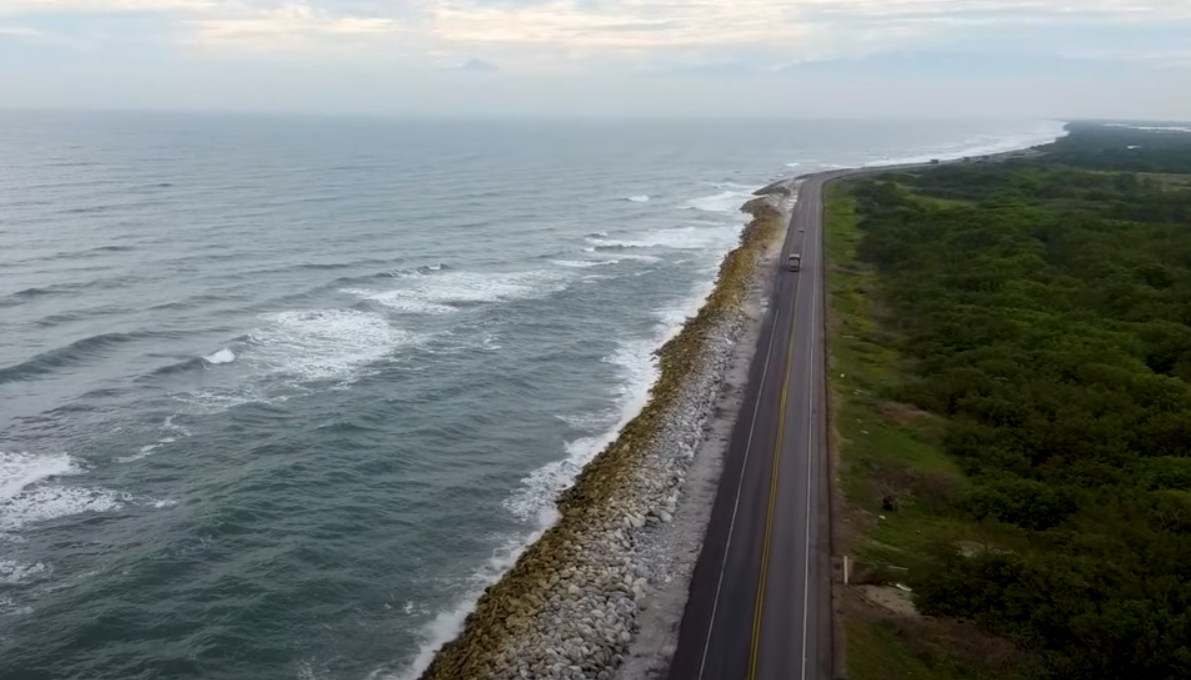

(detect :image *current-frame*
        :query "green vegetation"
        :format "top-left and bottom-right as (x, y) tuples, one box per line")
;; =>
(828, 123), (1191, 680)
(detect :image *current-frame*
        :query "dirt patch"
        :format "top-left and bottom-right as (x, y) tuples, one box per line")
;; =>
(875, 401), (929, 426)
(845, 590), (1024, 676)
(858, 585), (918, 618)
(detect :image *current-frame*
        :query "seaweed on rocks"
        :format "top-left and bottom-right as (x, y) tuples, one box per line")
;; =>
(417, 198), (787, 680)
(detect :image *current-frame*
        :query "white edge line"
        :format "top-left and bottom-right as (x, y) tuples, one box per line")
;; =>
(800, 184), (821, 679)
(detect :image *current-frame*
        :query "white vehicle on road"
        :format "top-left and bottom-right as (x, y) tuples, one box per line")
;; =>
(788, 253), (801, 272)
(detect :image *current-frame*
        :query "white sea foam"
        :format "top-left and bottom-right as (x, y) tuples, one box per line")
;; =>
(502, 269), (716, 526)
(342, 288), (457, 315)
(178, 309), (416, 413)
(249, 308), (416, 381)
(379, 518), (554, 680)
(0, 451), (123, 533)
(115, 444), (160, 463)
(386, 282), (719, 680)
(1106, 123), (1191, 134)
(162, 414), (192, 437)
(550, 259), (619, 269)
(785, 162), (802, 168)
(344, 270), (566, 314)
(626, 195), (650, 203)
(686, 190), (754, 214)
(859, 120), (1068, 168)
(617, 253), (663, 264)
(115, 414), (189, 463)
(174, 384), (296, 414)
(0, 559), (49, 585)
(0, 451), (74, 503)
(529, 342), (654, 513)
(203, 348), (236, 364)
(588, 225), (739, 251)
(555, 411), (616, 431)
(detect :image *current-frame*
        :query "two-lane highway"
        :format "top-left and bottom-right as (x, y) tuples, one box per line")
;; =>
(665, 173), (839, 680)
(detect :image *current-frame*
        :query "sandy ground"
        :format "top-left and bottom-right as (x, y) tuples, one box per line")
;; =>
(613, 189), (795, 680)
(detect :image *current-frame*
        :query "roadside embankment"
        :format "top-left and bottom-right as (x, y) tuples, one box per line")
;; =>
(416, 183), (795, 680)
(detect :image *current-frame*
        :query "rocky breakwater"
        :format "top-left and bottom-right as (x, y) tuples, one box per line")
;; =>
(418, 190), (792, 680)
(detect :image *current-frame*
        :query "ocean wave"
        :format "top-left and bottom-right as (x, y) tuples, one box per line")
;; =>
(162, 414), (192, 437)
(380, 520), (553, 680)
(0, 560), (50, 585)
(4, 487), (125, 529)
(0, 330), (182, 385)
(686, 189), (755, 214)
(248, 308), (417, 381)
(616, 253), (663, 264)
(0, 451), (75, 503)
(626, 195), (650, 203)
(173, 384), (294, 414)
(114, 414), (191, 463)
(114, 437), (176, 463)
(1, 274), (139, 305)
(503, 254), (717, 524)
(587, 225), (739, 251)
(550, 259), (619, 269)
(172, 308), (418, 413)
(0, 451), (123, 534)
(860, 120), (1068, 168)
(145, 356), (214, 379)
(390, 286), (718, 680)
(343, 270), (566, 314)
(503, 337), (658, 523)
(342, 289), (457, 315)
(203, 348), (236, 365)
(0, 285), (71, 307)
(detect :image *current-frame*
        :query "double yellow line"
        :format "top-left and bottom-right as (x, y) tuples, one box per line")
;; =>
(746, 213), (810, 680)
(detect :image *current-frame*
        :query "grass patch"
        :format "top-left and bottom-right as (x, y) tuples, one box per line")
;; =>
(847, 616), (968, 680)
(845, 598), (1026, 680)
(1140, 171), (1191, 190)
(824, 182), (1025, 680)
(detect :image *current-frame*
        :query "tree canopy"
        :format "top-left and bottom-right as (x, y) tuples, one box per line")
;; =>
(848, 123), (1191, 680)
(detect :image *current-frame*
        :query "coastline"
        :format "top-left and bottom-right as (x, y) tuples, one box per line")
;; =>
(412, 185), (794, 680)
(408, 130), (1065, 680)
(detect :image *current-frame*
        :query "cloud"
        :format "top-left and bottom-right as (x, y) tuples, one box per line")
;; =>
(184, 3), (400, 51)
(0, 25), (47, 36)
(0, 0), (215, 13)
(428, 1), (799, 49)
(421, 0), (1191, 67)
(1, 0), (1189, 82)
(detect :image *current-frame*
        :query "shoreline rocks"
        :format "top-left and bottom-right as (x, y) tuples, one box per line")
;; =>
(417, 194), (790, 680)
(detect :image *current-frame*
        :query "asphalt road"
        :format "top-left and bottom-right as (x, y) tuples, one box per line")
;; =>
(665, 171), (847, 680)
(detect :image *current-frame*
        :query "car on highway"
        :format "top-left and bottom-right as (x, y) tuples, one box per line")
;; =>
(788, 253), (801, 272)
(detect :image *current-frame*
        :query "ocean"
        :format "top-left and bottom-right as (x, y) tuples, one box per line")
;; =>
(0, 113), (1063, 680)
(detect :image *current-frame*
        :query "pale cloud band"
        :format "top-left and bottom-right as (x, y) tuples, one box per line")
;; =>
(2, 0), (1190, 71)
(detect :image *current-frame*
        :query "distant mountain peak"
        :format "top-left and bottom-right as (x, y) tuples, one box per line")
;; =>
(457, 59), (499, 73)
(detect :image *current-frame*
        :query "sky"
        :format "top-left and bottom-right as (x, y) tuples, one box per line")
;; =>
(1, 0), (1189, 118)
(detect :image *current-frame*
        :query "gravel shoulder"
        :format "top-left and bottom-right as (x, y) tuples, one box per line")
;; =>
(613, 190), (792, 680)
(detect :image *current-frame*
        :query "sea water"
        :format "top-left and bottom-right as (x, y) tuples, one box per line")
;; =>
(0, 113), (1064, 680)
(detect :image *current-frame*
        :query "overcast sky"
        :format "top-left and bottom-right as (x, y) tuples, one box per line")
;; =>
(1, 0), (1189, 118)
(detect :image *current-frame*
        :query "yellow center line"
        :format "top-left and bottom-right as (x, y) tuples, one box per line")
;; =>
(746, 223), (805, 680)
